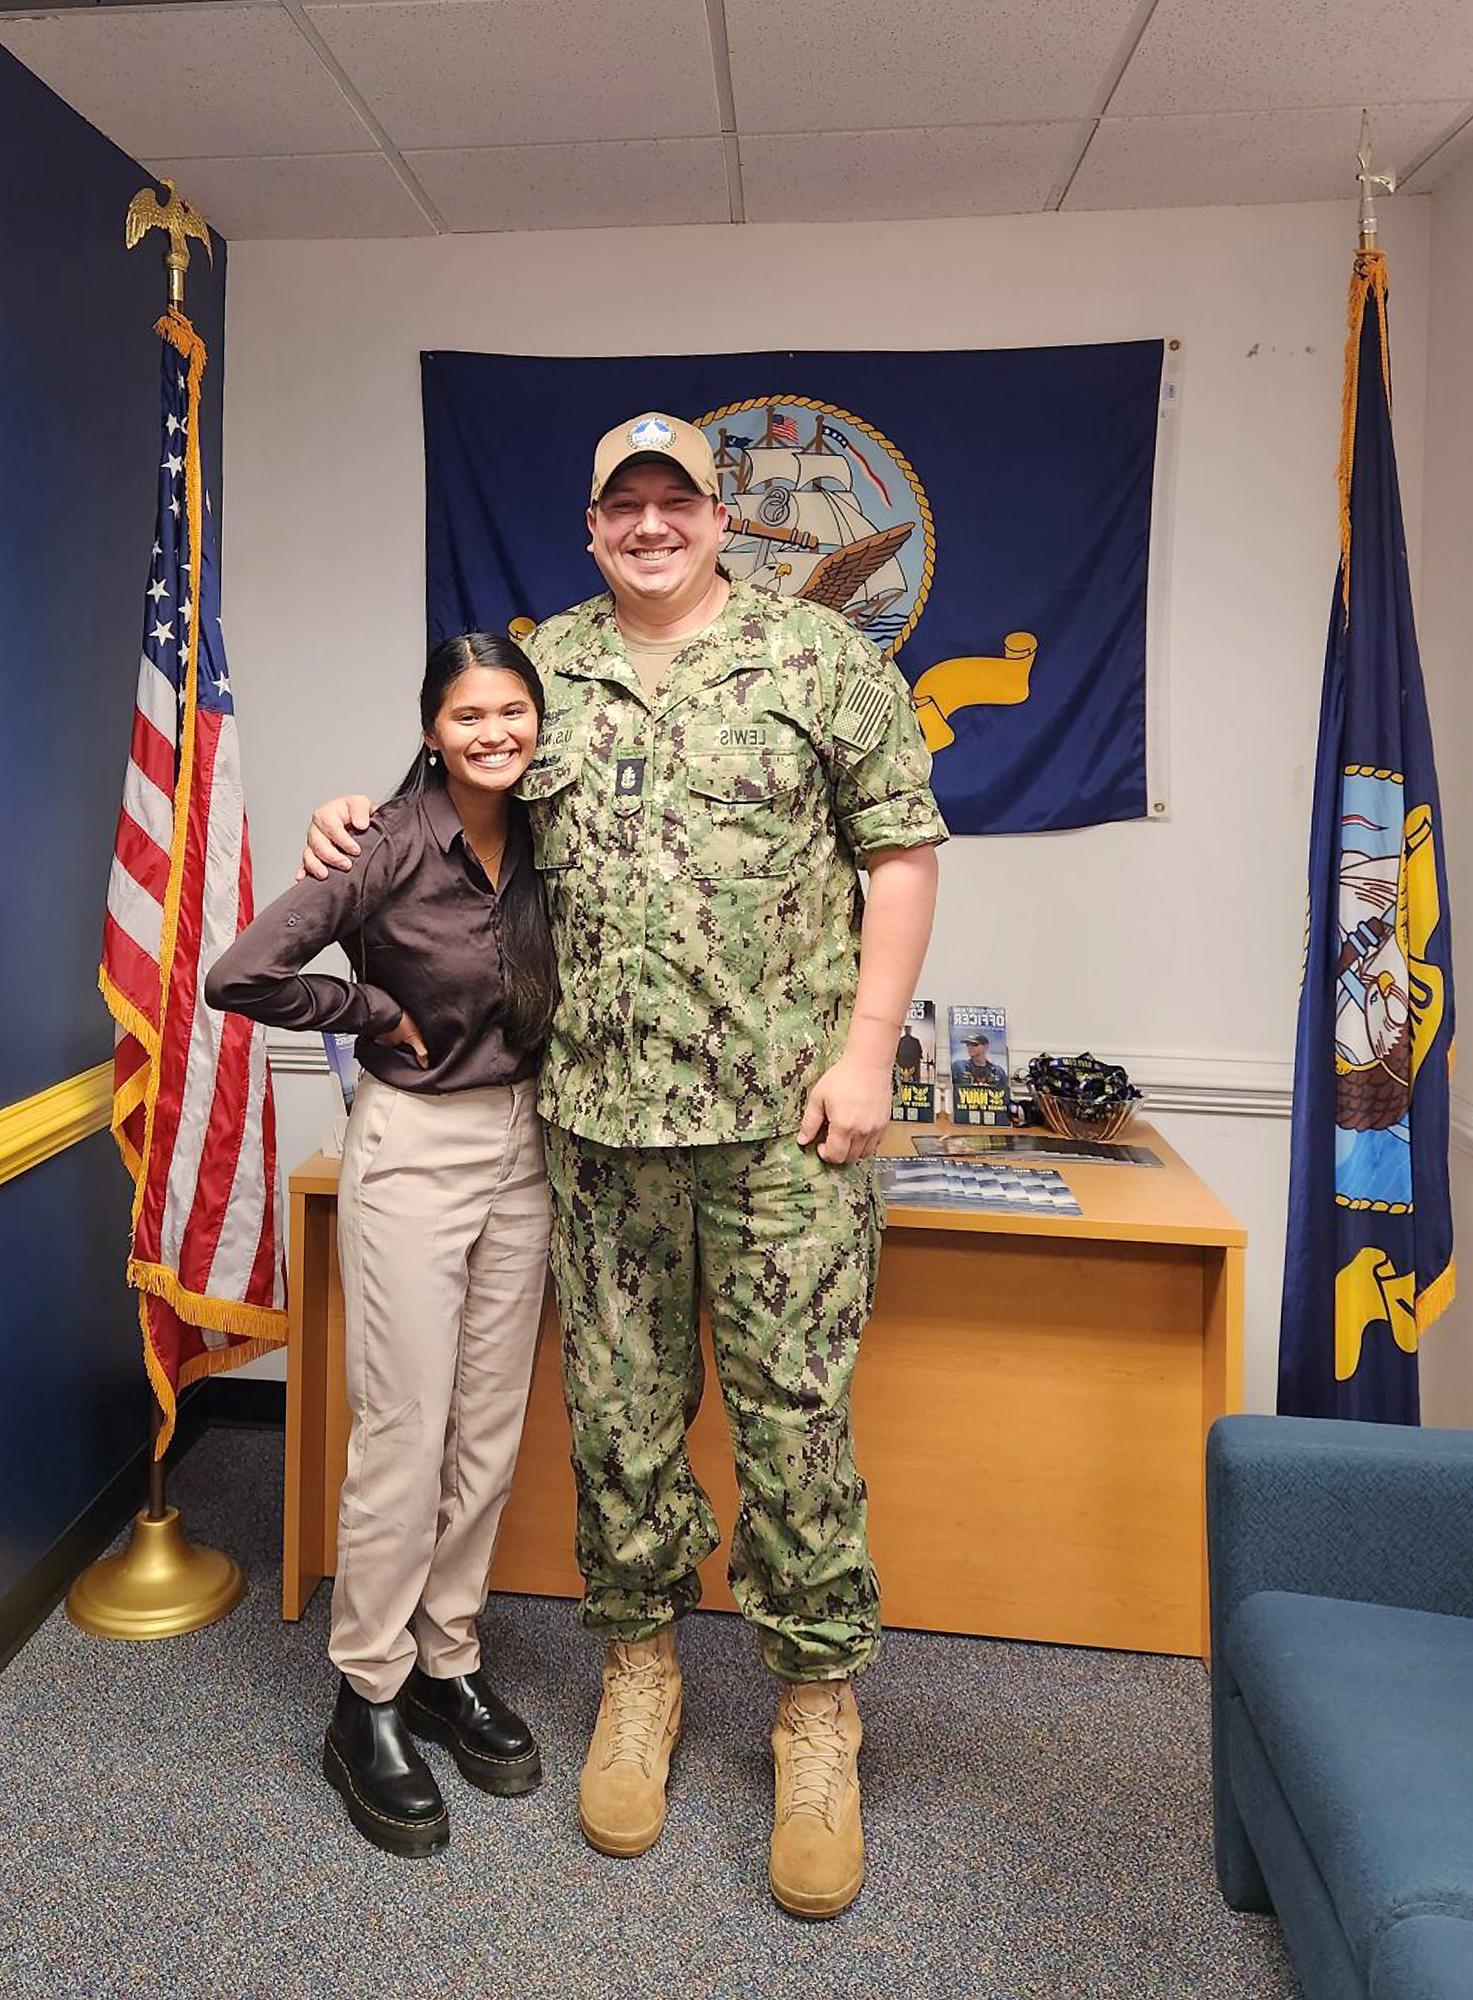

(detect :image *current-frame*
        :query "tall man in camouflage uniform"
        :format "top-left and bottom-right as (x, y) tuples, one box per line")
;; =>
(305, 413), (944, 1917)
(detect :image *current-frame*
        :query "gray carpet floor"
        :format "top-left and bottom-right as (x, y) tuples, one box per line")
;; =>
(0, 1428), (1298, 2000)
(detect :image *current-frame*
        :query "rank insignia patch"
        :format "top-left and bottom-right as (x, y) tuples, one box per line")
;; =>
(615, 755), (647, 797)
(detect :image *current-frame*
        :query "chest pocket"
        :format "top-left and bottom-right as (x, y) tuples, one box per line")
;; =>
(685, 751), (806, 880)
(517, 753), (581, 871)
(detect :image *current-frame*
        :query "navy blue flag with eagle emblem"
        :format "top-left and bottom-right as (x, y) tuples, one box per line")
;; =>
(1278, 249), (1456, 1423)
(421, 343), (1165, 835)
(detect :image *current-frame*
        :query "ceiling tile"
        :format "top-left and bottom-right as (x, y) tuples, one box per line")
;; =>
(0, 5), (372, 158)
(741, 124), (1084, 223)
(1067, 101), (1466, 209)
(405, 138), (730, 231)
(305, 0), (721, 148)
(142, 151), (435, 238)
(1400, 111), (1473, 191)
(1113, 0), (1473, 115)
(725, 0), (1142, 131)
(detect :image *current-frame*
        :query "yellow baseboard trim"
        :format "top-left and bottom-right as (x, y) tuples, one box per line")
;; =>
(0, 1060), (113, 1188)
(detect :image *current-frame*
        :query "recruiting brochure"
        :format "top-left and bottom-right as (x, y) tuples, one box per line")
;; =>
(892, 999), (937, 1123)
(878, 1157), (1083, 1218)
(947, 1005), (1010, 1125)
(913, 1133), (1163, 1169)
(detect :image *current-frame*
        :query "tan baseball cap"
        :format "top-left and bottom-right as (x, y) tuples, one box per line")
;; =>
(589, 412), (719, 503)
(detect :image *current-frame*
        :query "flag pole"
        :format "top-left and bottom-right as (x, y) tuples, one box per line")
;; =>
(1356, 110), (1397, 251)
(67, 186), (244, 1640)
(146, 1400), (166, 1522)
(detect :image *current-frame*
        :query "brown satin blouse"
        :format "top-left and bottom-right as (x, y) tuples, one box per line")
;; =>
(205, 783), (537, 1094)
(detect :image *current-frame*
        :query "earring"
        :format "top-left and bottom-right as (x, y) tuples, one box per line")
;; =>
(428, 750), (438, 767)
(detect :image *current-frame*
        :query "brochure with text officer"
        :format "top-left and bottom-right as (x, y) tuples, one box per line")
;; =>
(948, 1005), (1010, 1125)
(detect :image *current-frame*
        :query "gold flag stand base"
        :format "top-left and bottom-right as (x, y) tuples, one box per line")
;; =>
(66, 1507), (244, 1640)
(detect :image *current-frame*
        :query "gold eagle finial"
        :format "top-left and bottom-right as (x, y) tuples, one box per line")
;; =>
(124, 178), (214, 307)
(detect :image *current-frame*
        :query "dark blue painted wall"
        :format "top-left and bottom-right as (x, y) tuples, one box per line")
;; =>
(0, 47), (228, 1604)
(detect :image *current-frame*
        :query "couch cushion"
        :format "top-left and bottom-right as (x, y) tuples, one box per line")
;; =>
(1369, 1914), (1473, 2000)
(1228, 1592), (1473, 1979)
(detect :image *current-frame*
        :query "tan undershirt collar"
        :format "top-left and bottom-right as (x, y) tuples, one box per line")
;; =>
(620, 614), (720, 699)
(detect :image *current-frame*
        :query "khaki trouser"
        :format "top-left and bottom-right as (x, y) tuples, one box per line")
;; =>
(331, 1072), (549, 1703)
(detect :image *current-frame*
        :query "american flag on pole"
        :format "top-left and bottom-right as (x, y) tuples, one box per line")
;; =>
(100, 310), (286, 1452)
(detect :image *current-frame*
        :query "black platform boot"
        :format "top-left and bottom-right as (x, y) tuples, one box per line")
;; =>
(323, 1675), (451, 1857)
(398, 1665), (543, 1796)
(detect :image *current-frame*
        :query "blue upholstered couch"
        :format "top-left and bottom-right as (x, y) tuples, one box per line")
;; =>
(1207, 1415), (1473, 2000)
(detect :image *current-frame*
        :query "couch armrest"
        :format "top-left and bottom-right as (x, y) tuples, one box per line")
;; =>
(1207, 1413), (1473, 1907)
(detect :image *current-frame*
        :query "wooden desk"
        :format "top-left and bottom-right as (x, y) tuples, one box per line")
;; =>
(283, 1121), (1243, 1659)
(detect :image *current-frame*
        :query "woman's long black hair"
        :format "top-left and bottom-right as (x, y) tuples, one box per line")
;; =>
(389, 631), (558, 1055)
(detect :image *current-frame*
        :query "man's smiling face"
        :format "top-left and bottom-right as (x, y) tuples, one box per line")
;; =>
(587, 461), (728, 616)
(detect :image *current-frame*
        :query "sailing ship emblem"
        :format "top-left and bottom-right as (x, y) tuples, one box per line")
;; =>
(696, 399), (934, 659)
(1329, 769), (1447, 1214)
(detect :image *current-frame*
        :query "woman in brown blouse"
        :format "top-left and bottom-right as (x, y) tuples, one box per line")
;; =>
(207, 632), (556, 1858)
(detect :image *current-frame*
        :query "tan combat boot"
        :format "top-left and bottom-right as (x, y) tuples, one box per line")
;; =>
(578, 1629), (682, 1857)
(769, 1678), (865, 1917)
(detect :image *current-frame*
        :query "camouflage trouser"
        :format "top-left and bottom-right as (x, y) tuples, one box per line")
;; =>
(542, 1125), (884, 1682)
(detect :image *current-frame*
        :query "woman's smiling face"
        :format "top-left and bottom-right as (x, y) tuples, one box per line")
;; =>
(425, 666), (540, 794)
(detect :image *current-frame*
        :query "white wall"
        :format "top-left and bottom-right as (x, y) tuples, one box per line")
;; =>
(1417, 150), (1473, 1426)
(220, 200), (1434, 1410)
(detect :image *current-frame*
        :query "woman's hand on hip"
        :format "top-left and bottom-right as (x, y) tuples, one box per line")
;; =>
(376, 1009), (429, 1069)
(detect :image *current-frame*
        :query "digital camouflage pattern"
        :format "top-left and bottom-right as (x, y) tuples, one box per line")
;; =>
(524, 577), (942, 1678)
(521, 578), (947, 1149)
(544, 1122), (883, 1681)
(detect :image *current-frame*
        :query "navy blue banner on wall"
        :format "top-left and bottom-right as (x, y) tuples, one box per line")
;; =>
(423, 342), (1165, 834)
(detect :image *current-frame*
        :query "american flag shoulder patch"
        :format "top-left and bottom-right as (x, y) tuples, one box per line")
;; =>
(832, 675), (894, 754)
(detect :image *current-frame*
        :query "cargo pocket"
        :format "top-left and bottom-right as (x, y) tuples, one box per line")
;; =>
(685, 752), (805, 879)
(864, 1165), (886, 1320)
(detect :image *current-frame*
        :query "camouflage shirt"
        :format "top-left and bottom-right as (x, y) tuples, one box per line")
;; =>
(520, 578), (947, 1147)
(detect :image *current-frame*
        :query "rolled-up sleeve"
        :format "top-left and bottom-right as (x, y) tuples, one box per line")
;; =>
(204, 828), (404, 1035)
(828, 639), (949, 862)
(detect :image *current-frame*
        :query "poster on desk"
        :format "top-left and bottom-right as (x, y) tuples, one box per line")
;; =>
(422, 341), (1168, 834)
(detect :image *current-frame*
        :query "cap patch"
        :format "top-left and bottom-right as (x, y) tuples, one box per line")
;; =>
(629, 417), (676, 452)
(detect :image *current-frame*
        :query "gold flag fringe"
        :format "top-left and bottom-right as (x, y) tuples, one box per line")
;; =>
(1415, 1256), (1457, 1338)
(1337, 249), (1392, 618)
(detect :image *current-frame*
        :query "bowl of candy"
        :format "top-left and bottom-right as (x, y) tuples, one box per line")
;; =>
(1024, 1053), (1142, 1141)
